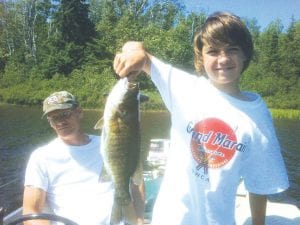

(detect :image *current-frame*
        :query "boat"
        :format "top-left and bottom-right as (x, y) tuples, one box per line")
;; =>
(235, 181), (300, 225)
(1, 139), (299, 224)
(146, 139), (170, 167)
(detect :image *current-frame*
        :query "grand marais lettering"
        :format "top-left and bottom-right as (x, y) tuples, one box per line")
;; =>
(186, 122), (246, 153)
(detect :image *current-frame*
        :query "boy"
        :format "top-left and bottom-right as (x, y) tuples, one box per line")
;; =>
(113, 12), (289, 225)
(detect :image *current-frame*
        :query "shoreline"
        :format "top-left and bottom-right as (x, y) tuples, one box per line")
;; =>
(1, 102), (300, 120)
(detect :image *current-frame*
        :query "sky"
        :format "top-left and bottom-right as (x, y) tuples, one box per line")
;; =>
(181, 0), (300, 31)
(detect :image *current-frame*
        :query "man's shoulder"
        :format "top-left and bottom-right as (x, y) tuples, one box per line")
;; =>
(88, 135), (100, 144)
(88, 134), (100, 139)
(31, 137), (60, 154)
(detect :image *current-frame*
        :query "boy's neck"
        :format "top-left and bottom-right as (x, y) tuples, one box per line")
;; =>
(213, 82), (251, 101)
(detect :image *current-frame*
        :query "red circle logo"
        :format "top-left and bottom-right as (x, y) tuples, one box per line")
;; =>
(190, 118), (236, 168)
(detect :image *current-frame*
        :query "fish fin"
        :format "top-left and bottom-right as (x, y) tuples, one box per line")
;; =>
(138, 93), (149, 103)
(132, 155), (144, 185)
(110, 201), (137, 225)
(99, 166), (111, 182)
(94, 117), (104, 129)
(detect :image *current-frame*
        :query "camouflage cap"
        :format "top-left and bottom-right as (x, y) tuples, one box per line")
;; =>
(43, 91), (78, 117)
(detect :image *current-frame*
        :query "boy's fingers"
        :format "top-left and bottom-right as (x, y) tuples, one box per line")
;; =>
(122, 41), (144, 52)
(114, 53), (128, 77)
(113, 53), (121, 71)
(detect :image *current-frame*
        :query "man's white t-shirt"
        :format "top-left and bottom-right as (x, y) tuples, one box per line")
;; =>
(24, 135), (114, 225)
(150, 58), (289, 225)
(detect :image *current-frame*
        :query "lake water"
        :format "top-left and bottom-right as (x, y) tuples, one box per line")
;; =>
(0, 104), (299, 216)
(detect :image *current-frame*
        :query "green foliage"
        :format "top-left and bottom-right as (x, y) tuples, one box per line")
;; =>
(270, 109), (300, 120)
(0, 65), (117, 109)
(54, 0), (96, 45)
(0, 0), (299, 113)
(1, 61), (29, 86)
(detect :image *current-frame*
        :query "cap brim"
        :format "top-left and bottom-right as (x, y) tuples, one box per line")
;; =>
(42, 104), (73, 118)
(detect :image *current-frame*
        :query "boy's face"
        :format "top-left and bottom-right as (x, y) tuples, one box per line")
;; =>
(202, 44), (246, 90)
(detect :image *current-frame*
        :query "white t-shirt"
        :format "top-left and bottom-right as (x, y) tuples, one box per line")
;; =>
(24, 135), (114, 225)
(150, 58), (289, 225)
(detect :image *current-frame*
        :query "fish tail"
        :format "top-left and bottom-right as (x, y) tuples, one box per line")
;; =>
(110, 201), (122, 225)
(110, 201), (137, 225)
(124, 201), (138, 224)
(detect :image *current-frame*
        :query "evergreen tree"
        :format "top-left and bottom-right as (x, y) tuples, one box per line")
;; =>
(54, 0), (95, 45)
(43, 0), (96, 76)
(258, 20), (283, 76)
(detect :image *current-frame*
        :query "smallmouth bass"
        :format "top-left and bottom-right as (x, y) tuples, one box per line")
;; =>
(95, 77), (143, 225)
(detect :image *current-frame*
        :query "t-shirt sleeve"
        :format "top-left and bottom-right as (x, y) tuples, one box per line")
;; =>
(241, 108), (289, 195)
(24, 149), (49, 191)
(150, 57), (173, 111)
(150, 57), (199, 112)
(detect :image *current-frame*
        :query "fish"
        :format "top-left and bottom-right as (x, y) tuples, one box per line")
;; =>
(94, 76), (143, 225)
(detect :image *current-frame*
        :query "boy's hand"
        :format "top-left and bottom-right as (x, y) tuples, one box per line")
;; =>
(122, 41), (145, 52)
(114, 41), (151, 77)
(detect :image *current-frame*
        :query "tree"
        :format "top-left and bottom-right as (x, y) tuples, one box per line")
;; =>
(144, 0), (181, 30)
(41, 0), (96, 76)
(279, 19), (300, 79)
(0, 2), (8, 72)
(54, 0), (95, 45)
(257, 20), (283, 76)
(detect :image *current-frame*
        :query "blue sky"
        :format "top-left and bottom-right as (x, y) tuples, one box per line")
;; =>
(181, 0), (300, 31)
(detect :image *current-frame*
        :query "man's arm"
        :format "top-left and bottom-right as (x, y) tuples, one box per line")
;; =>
(131, 181), (145, 225)
(23, 186), (50, 225)
(249, 192), (267, 225)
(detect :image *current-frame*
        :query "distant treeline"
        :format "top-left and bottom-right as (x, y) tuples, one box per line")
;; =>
(0, 0), (299, 110)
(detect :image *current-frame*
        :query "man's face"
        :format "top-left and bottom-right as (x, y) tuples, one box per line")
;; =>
(47, 107), (83, 140)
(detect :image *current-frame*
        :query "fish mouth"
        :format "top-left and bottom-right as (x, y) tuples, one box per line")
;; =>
(124, 77), (138, 90)
(128, 82), (138, 90)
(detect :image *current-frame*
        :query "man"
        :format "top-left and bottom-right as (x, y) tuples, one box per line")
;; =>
(22, 91), (144, 225)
